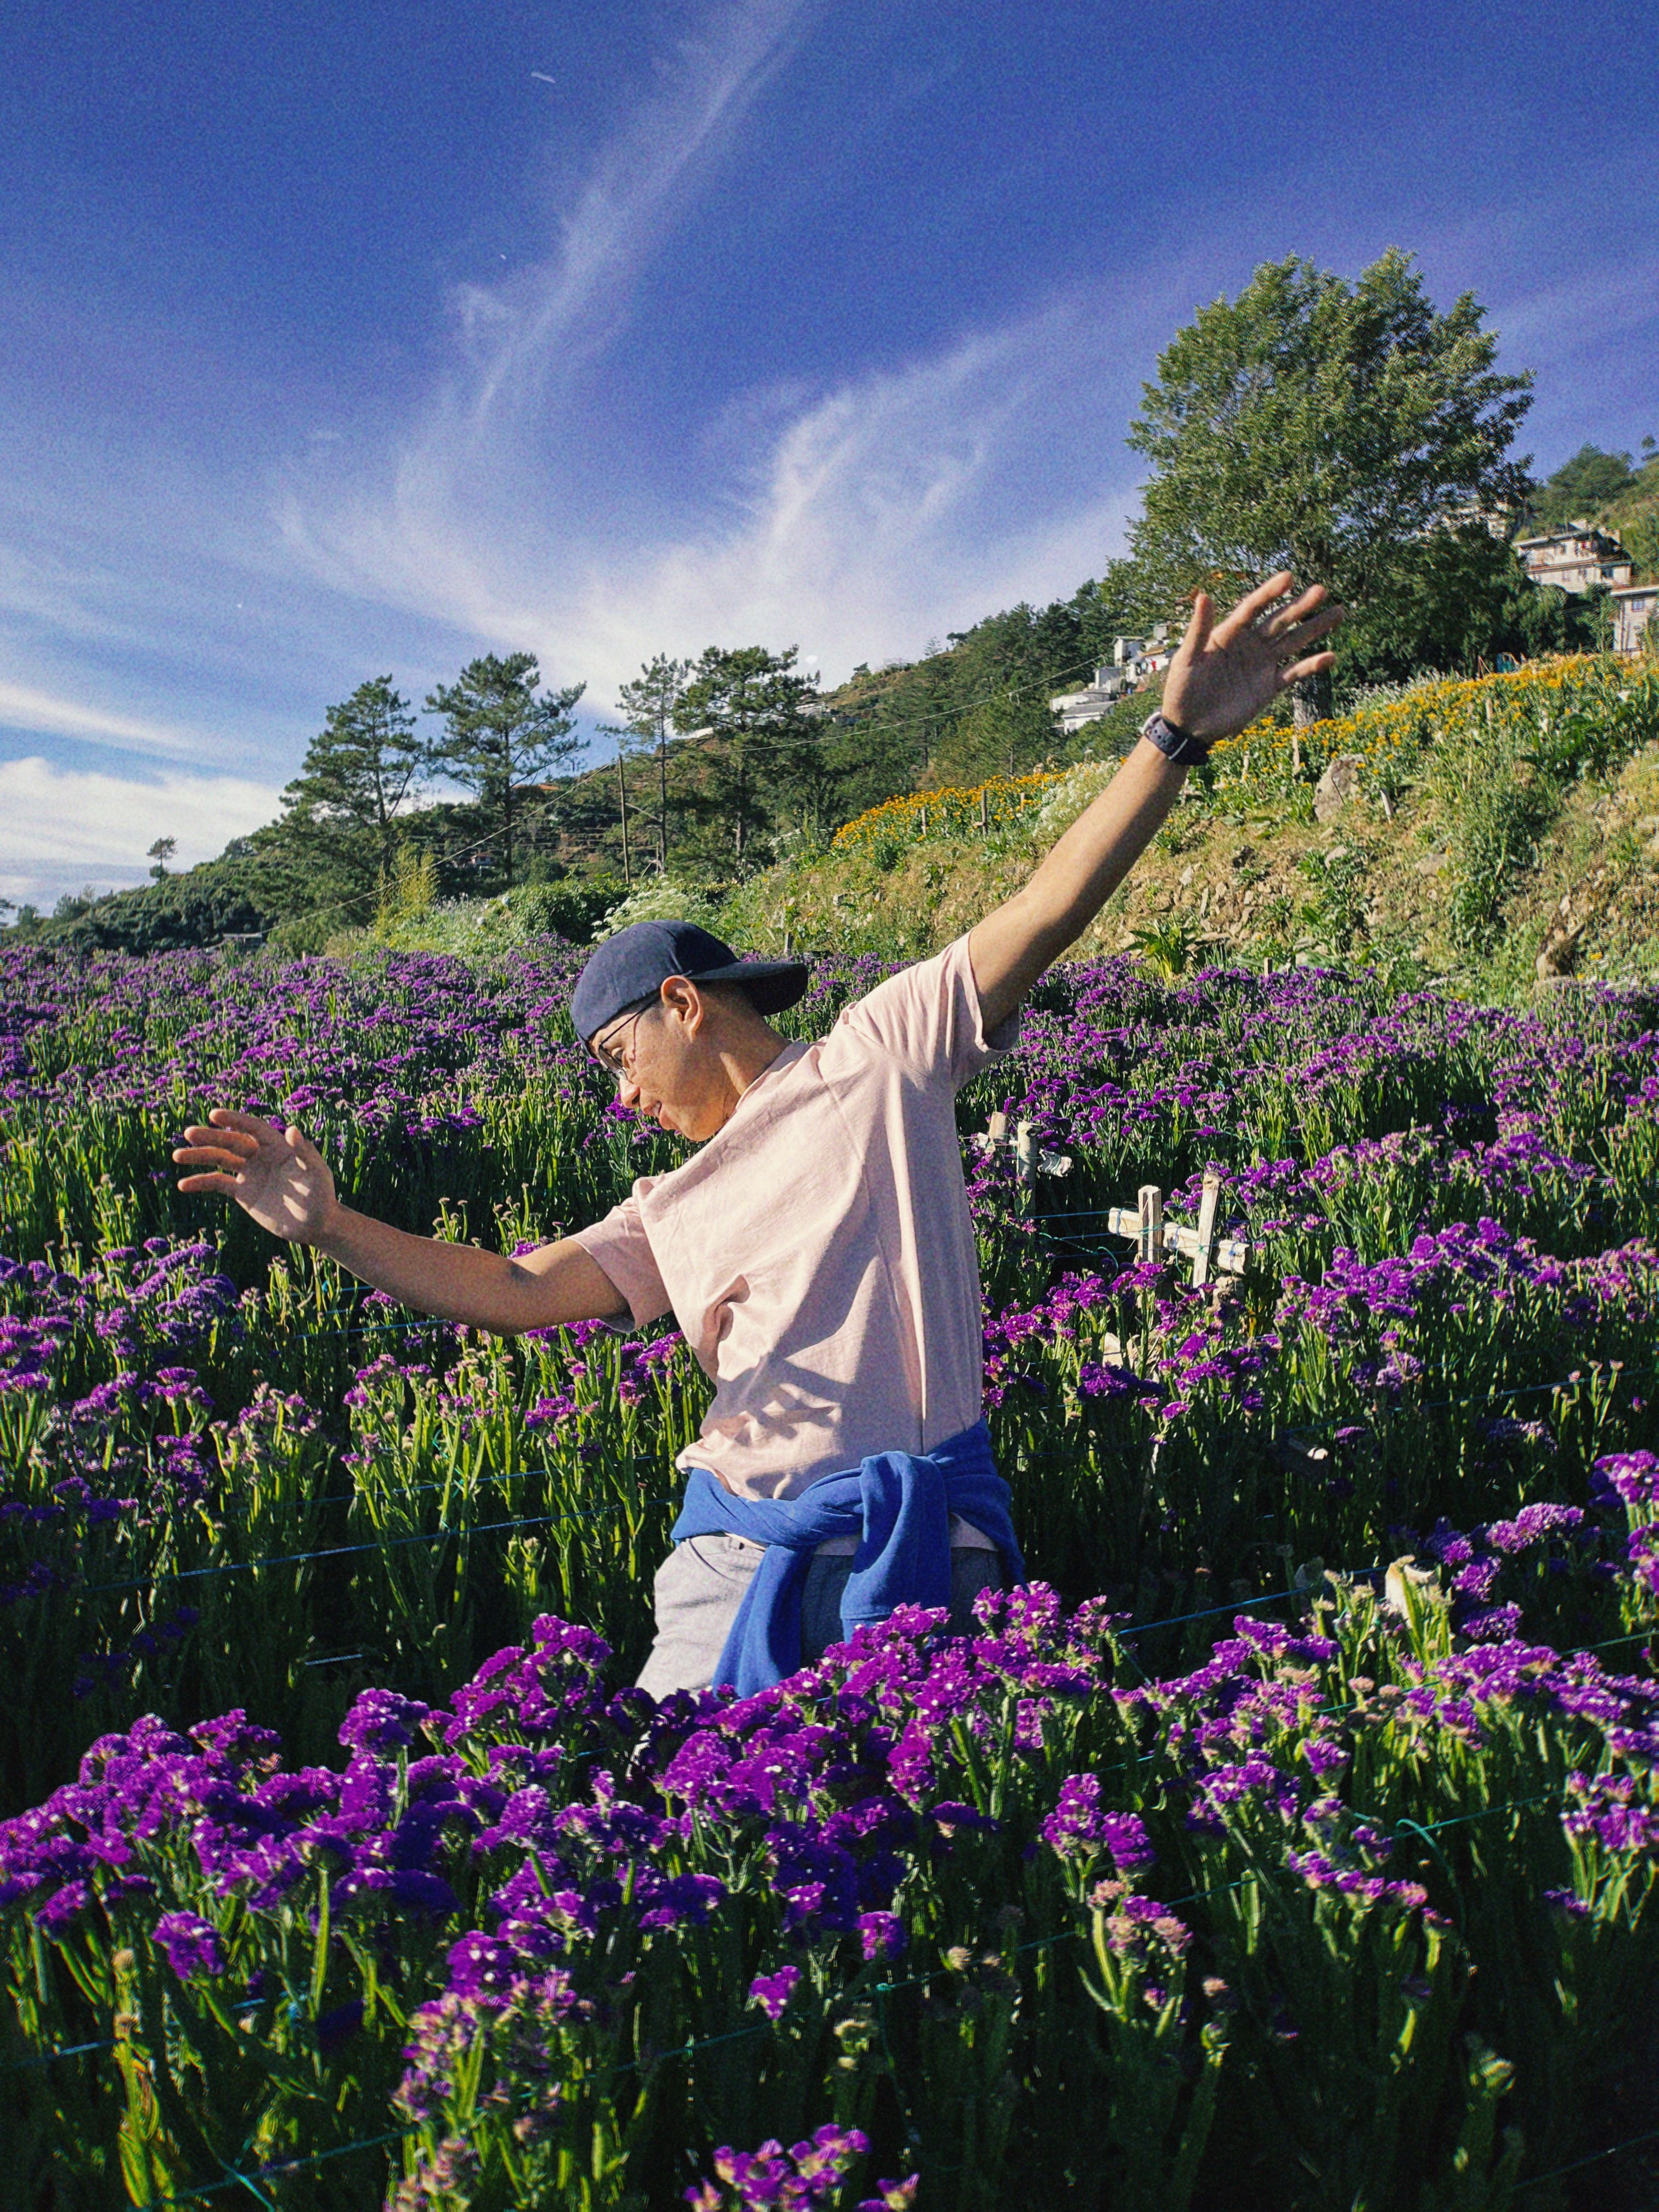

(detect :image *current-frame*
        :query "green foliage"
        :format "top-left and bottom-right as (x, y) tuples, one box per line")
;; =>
(375, 846), (439, 933)
(359, 877), (627, 957)
(1337, 532), (1607, 688)
(426, 654), (585, 888)
(1528, 443), (1641, 529)
(1127, 916), (1210, 980)
(501, 878), (624, 945)
(592, 873), (729, 939)
(278, 676), (428, 904)
(1296, 845), (1368, 957)
(928, 684), (1062, 787)
(1445, 768), (1555, 955)
(673, 644), (822, 869)
(813, 569), (1143, 816)
(21, 861), (283, 955)
(1622, 506), (1659, 580)
(608, 652), (691, 877)
(1127, 249), (1534, 686)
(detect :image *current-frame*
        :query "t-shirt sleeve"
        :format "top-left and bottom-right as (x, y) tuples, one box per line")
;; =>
(828, 934), (1019, 1091)
(571, 1188), (674, 1328)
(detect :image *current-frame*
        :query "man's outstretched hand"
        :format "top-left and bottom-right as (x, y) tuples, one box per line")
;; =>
(173, 1108), (339, 1246)
(1160, 572), (1344, 746)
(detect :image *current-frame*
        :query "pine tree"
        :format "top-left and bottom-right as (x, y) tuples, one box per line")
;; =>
(279, 676), (427, 891)
(613, 654), (691, 873)
(425, 654), (585, 887)
(674, 646), (819, 867)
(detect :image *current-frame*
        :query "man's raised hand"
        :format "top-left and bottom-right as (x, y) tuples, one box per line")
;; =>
(172, 1108), (338, 1246)
(1160, 572), (1344, 747)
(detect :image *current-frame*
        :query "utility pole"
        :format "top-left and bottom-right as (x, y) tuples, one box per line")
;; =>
(616, 736), (632, 886)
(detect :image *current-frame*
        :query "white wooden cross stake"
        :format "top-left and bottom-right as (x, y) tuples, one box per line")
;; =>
(981, 1111), (1070, 1217)
(1104, 1171), (1249, 1287)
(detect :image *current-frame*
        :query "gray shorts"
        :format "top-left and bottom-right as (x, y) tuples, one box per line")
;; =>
(635, 1534), (1007, 1701)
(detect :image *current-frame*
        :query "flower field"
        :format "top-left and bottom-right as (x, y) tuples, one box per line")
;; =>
(830, 772), (1059, 855)
(3, 937), (1659, 2208)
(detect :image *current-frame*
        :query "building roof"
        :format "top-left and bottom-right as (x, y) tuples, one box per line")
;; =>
(1516, 526), (1623, 549)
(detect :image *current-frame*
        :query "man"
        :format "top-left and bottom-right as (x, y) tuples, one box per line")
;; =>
(173, 575), (1340, 1697)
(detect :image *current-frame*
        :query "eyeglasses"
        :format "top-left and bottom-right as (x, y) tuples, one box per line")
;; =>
(589, 996), (657, 1077)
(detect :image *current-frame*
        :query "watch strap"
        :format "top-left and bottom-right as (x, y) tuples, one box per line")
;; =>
(1140, 711), (1210, 767)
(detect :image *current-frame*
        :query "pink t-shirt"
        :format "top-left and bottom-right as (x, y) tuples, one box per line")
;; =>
(573, 934), (1015, 1503)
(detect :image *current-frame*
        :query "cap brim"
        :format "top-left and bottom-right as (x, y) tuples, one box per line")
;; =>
(685, 958), (809, 1015)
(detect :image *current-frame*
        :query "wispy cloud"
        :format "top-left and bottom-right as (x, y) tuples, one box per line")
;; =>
(558, 290), (1170, 686)
(461, 0), (821, 438)
(280, 0), (837, 693)
(0, 680), (204, 758)
(279, 0), (1195, 708)
(0, 758), (284, 910)
(289, 251), (1187, 707)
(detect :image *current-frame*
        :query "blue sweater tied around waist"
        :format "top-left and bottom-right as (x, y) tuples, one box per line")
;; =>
(669, 1418), (1023, 1697)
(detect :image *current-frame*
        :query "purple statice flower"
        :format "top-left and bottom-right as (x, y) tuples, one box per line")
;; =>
(1091, 1892), (1193, 1977)
(686, 2123), (870, 2210)
(1563, 1770), (1659, 1857)
(636, 1871), (725, 1931)
(1484, 1503), (1585, 1554)
(33, 1880), (93, 1941)
(857, 1910), (906, 1962)
(747, 1965), (802, 2021)
(1452, 1558), (1502, 1605)
(1590, 1451), (1659, 1511)
(1187, 1757), (1302, 1835)
(1041, 1775), (1154, 1871)
(1626, 1527), (1659, 1600)
(151, 1911), (228, 1980)
(443, 1932), (518, 2004)
(1542, 1887), (1592, 1921)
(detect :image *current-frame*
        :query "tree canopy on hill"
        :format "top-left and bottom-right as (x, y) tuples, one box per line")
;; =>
(1526, 441), (1659, 580)
(1530, 443), (1644, 528)
(20, 861), (285, 955)
(1126, 247), (1536, 719)
(426, 654), (585, 888)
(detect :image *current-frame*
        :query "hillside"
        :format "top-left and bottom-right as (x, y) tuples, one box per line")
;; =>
(707, 655), (1659, 1002)
(1531, 443), (1659, 575)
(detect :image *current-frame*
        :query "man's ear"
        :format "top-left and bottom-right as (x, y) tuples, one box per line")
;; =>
(659, 974), (704, 1032)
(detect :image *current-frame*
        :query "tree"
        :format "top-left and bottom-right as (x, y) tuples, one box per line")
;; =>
(279, 676), (428, 894)
(147, 837), (177, 879)
(1623, 510), (1659, 582)
(1336, 531), (1606, 687)
(1126, 248), (1534, 721)
(1529, 444), (1639, 529)
(674, 646), (819, 868)
(426, 654), (585, 888)
(929, 686), (1061, 787)
(613, 653), (691, 873)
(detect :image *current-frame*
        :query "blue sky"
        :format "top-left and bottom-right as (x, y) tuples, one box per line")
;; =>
(2, 0), (1655, 908)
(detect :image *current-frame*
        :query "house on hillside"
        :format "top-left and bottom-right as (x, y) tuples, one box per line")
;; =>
(1049, 627), (1174, 734)
(1515, 522), (1634, 595)
(1051, 665), (1128, 733)
(1612, 580), (1657, 657)
(1431, 498), (1521, 538)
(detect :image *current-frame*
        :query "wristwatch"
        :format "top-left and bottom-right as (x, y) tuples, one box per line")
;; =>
(1139, 711), (1210, 766)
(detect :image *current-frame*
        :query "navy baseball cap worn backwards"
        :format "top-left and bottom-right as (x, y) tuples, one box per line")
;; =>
(569, 919), (809, 1046)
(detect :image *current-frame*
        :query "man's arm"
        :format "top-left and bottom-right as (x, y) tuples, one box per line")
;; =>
(172, 1109), (629, 1333)
(968, 572), (1343, 1030)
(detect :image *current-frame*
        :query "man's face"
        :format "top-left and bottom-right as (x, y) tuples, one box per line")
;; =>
(592, 979), (733, 1143)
